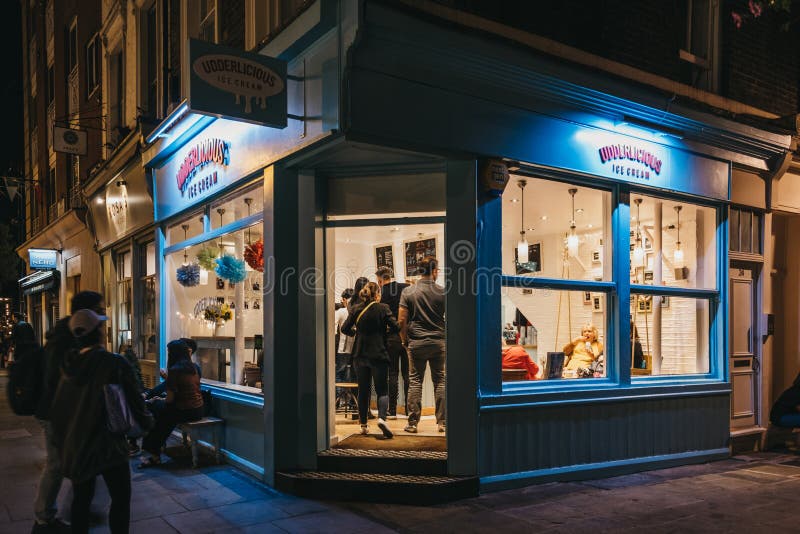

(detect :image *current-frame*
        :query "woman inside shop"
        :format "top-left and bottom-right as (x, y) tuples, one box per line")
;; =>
(563, 324), (604, 378)
(341, 282), (398, 439)
(139, 340), (204, 467)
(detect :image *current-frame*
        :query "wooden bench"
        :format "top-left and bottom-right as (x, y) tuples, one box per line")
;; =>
(764, 425), (800, 451)
(178, 417), (224, 468)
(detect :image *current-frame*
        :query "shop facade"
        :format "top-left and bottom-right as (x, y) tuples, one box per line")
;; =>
(142, 1), (792, 495)
(86, 155), (159, 387)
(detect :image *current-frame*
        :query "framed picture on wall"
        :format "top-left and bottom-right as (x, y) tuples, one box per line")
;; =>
(644, 270), (654, 283)
(644, 235), (653, 251)
(583, 291), (592, 305)
(375, 243), (395, 274)
(592, 294), (603, 312)
(661, 296), (670, 309)
(515, 242), (543, 275)
(591, 250), (602, 264)
(404, 236), (437, 278)
(637, 295), (653, 312)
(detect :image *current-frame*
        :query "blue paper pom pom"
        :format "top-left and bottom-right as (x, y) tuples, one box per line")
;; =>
(214, 254), (247, 283)
(176, 263), (201, 287)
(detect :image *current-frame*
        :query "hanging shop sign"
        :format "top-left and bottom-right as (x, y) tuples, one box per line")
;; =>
(187, 38), (287, 128)
(28, 248), (58, 270)
(53, 126), (88, 156)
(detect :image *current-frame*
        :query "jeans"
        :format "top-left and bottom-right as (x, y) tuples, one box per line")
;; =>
(355, 359), (389, 425)
(386, 335), (409, 415)
(34, 420), (64, 524)
(778, 413), (800, 427)
(142, 405), (204, 456)
(407, 343), (446, 427)
(71, 462), (131, 534)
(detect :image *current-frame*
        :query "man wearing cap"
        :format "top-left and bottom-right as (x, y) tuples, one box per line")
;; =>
(376, 266), (409, 419)
(33, 291), (106, 532)
(49, 307), (152, 534)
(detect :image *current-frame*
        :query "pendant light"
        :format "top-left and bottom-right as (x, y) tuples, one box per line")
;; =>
(633, 198), (645, 264)
(673, 205), (684, 266)
(181, 224), (190, 265)
(516, 179), (529, 264)
(198, 216), (209, 285)
(566, 188), (579, 257)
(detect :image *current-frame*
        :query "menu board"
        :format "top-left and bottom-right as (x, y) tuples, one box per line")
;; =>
(404, 237), (437, 277)
(375, 244), (394, 273)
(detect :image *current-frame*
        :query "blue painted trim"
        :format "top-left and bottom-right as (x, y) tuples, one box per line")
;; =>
(219, 448), (266, 478)
(325, 216), (446, 227)
(628, 285), (719, 299)
(202, 383), (265, 408)
(613, 188), (630, 384)
(163, 212), (264, 255)
(501, 275), (615, 293)
(156, 225), (166, 371)
(479, 448), (731, 490)
(485, 382), (731, 410)
(145, 101), (190, 144)
(147, 114), (217, 172)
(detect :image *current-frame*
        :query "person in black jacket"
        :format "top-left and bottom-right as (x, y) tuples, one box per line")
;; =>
(33, 290), (105, 531)
(770, 372), (800, 427)
(50, 308), (153, 534)
(376, 267), (410, 419)
(342, 282), (399, 438)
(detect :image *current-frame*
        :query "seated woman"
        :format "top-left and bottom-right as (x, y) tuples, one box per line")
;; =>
(631, 323), (645, 369)
(501, 332), (539, 380)
(563, 324), (604, 378)
(139, 340), (204, 467)
(770, 372), (800, 428)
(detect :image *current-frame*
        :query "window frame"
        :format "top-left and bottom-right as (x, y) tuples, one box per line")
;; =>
(67, 19), (77, 74)
(86, 34), (100, 98)
(495, 168), (727, 398)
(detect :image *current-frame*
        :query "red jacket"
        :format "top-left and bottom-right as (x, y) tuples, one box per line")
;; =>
(502, 345), (539, 380)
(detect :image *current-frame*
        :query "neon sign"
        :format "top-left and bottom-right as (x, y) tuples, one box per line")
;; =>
(598, 144), (662, 180)
(175, 139), (230, 198)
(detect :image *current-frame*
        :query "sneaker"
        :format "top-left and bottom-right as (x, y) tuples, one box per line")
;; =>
(360, 424), (369, 435)
(404, 424), (418, 434)
(377, 418), (394, 439)
(438, 423), (446, 433)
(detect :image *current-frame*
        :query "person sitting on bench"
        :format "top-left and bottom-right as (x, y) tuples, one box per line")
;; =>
(770, 371), (800, 428)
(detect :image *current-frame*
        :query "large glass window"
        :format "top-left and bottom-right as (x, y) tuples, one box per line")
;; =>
(501, 176), (612, 382)
(139, 241), (157, 361)
(116, 251), (132, 350)
(165, 187), (263, 394)
(499, 174), (721, 385)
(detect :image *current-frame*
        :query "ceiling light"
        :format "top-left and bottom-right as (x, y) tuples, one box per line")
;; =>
(674, 205), (684, 267)
(566, 188), (578, 257)
(516, 180), (528, 264)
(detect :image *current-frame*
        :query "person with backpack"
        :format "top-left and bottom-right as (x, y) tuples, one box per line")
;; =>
(30, 291), (106, 531)
(49, 308), (153, 534)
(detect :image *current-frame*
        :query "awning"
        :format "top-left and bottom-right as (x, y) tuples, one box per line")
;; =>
(19, 270), (60, 296)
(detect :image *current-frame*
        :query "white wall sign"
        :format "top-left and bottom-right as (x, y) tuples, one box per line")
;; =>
(53, 126), (88, 156)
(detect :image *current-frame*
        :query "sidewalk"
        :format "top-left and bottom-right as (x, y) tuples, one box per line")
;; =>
(1, 372), (799, 533)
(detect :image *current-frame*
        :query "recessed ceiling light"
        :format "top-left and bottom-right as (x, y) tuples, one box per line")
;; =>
(527, 227), (535, 232)
(540, 215), (548, 221)
(576, 208), (584, 213)
(587, 224), (593, 229)
(510, 198), (519, 203)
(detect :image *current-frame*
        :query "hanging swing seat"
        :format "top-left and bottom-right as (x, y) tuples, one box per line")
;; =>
(631, 354), (653, 376)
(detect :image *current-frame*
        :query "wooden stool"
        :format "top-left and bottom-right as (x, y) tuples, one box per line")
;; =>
(335, 382), (359, 417)
(178, 417), (224, 468)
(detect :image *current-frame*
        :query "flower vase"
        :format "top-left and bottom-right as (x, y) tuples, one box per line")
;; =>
(214, 318), (225, 337)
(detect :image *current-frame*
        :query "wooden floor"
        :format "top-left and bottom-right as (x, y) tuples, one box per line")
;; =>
(334, 412), (443, 446)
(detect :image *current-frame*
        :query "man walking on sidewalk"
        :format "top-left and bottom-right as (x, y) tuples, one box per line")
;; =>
(399, 257), (446, 433)
(32, 291), (106, 532)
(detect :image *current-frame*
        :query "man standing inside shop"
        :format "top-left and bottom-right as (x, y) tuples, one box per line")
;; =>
(399, 257), (446, 433)
(376, 266), (409, 419)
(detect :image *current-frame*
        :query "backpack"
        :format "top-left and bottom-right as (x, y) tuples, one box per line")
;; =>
(7, 345), (43, 416)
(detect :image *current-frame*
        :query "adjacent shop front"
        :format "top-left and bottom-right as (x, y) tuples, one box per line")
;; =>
(87, 159), (158, 387)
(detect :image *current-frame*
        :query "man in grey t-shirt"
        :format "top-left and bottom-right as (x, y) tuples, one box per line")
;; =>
(399, 257), (446, 433)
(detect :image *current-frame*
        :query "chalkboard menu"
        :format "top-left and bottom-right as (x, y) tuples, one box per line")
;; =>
(375, 244), (394, 273)
(404, 237), (437, 277)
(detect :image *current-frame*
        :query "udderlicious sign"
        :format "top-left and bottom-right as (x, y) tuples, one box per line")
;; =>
(187, 38), (287, 128)
(176, 138), (231, 199)
(598, 143), (663, 180)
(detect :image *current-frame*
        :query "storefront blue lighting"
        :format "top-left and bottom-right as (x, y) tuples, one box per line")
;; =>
(619, 115), (684, 140)
(145, 101), (190, 144)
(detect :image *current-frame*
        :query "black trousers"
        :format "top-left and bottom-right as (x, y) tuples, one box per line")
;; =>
(142, 404), (204, 456)
(355, 359), (389, 425)
(71, 462), (131, 534)
(386, 336), (409, 415)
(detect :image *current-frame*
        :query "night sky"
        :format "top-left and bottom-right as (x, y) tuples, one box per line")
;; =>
(0, 3), (23, 227)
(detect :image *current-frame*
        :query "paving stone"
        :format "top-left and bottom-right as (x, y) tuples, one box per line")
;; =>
(580, 471), (663, 489)
(130, 516), (179, 533)
(170, 485), (245, 511)
(211, 499), (290, 526)
(406, 509), (541, 533)
(215, 522), (289, 534)
(272, 510), (386, 533)
(129, 494), (187, 521)
(268, 495), (331, 517)
(342, 501), (476, 529)
(162, 508), (239, 533)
